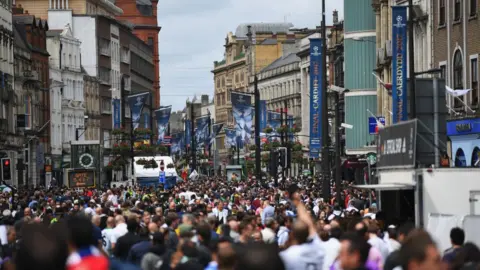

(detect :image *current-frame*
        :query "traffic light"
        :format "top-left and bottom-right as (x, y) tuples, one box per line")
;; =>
(278, 147), (287, 168)
(269, 150), (278, 176)
(1, 158), (11, 181)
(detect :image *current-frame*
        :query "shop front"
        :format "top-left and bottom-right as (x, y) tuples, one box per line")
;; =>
(447, 118), (480, 167)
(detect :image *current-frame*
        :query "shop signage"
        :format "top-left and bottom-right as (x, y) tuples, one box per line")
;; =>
(447, 118), (480, 136)
(377, 119), (417, 169)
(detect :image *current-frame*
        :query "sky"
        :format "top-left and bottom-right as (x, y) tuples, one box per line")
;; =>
(157, 0), (344, 111)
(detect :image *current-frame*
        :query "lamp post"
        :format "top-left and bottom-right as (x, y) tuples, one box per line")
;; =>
(321, 0), (331, 202)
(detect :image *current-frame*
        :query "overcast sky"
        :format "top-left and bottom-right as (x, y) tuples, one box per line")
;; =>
(157, 0), (344, 111)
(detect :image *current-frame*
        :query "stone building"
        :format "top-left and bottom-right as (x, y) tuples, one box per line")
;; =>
(83, 74), (100, 141)
(0, 0), (18, 185)
(115, 0), (160, 107)
(13, 9), (51, 187)
(212, 23), (309, 165)
(46, 23), (85, 181)
(433, 0), (479, 111)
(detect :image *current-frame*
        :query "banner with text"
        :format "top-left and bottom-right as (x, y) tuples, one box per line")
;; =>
(309, 38), (323, 158)
(127, 92), (149, 130)
(231, 92), (253, 145)
(171, 133), (183, 155)
(392, 6), (408, 123)
(155, 106), (172, 144)
(377, 119), (417, 169)
(113, 98), (121, 129)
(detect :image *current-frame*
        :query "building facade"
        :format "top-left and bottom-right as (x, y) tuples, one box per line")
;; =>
(0, 0), (18, 185)
(83, 74), (100, 141)
(343, 0), (377, 155)
(373, 0), (433, 126)
(257, 52), (302, 140)
(433, 0), (480, 166)
(115, 0), (160, 107)
(47, 23), (85, 180)
(213, 23), (309, 165)
(13, 10), (51, 187)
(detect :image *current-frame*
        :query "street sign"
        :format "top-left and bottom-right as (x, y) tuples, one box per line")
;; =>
(369, 116), (386, 135)
(366, 152), (377, 165)
(159, 171), (166, 184)
(160, 160), (165, 171)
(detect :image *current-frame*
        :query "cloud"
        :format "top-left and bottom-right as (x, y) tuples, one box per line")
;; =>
(158, 0), (344, 110)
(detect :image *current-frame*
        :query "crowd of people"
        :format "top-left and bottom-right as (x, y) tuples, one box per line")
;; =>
(0, 176), (477, 270)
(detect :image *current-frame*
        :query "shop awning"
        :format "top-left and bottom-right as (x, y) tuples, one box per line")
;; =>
(353, 183), (415, 191)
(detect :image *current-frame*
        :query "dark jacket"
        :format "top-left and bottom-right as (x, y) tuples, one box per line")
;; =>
(114, 232), (142, 261)
(127, 240), (151, 265)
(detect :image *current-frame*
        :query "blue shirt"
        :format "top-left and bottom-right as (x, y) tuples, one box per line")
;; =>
(261, 205), (275, 225)
(127, 240), (151, 265)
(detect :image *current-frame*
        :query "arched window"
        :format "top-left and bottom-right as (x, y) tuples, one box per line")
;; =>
(472, 147), (480, 167)
(453, 50), (463, 107)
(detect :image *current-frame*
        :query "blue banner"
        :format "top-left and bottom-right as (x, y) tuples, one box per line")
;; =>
(195, 116), (209, 150)
(225, 128), (237, 149)
(113, 98), (121, 129)
(309, 38), (322, 158)
(185, 119), (191, 147)
(231, 92), (253, 145)
(209, 123), (223, 146)
(259, 100), (267, 132)
(155, 106), (172, 144)
(171, 133), (183, 155)
(392, 6), (408, 123)
(127, 92), (149, 130)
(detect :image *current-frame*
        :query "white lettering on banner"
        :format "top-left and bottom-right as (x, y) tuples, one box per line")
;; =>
(383, 138), (406, 155)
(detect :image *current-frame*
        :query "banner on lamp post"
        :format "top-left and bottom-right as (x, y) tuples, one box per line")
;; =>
(231, 92), (253, 145)
(259, 100), (267, 132)
(155, 106), (172, 144)
(392, 6), (408, 123)
(127, 92), (149, 130)
(309, 38), (322, 158)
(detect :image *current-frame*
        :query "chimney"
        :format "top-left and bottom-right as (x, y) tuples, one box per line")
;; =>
(333, 10), (339, 24)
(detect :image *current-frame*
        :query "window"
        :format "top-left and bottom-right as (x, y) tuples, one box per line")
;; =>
(439, 0), (446, 25)
(101, 98), (111, 114)
(471, 0), (478, 16)
(454, 0), (461, 21)
(453, 50), (464, 107)
(24, 95), (31, 129)
(471, 57), (478, 106)
(147, 37), (154, 48)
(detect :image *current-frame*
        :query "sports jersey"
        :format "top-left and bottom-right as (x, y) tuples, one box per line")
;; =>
(101, 228), (115, 256)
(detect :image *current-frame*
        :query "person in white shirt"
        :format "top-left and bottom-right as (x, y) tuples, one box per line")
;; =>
(212, 201), (229, 224)
(101, 216), (116, 256)
(111, 215), (128, 250)
(366, 222), (390, 263)
(261, 218), (278, 244)
(321, 225), (341, 270)
(280, 192), (325, 270)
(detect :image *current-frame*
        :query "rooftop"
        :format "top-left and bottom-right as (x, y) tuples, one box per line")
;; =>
(261, 52), (300, 73)
(234, 23), (294, 38)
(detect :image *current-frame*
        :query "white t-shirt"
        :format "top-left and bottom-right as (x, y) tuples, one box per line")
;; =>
(280, 234), (325, 270)
(323, 238), (340, 270)
(108, 194), (118, 205)
(101, 228), (115, 255)
(111, 223), (128, 244)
